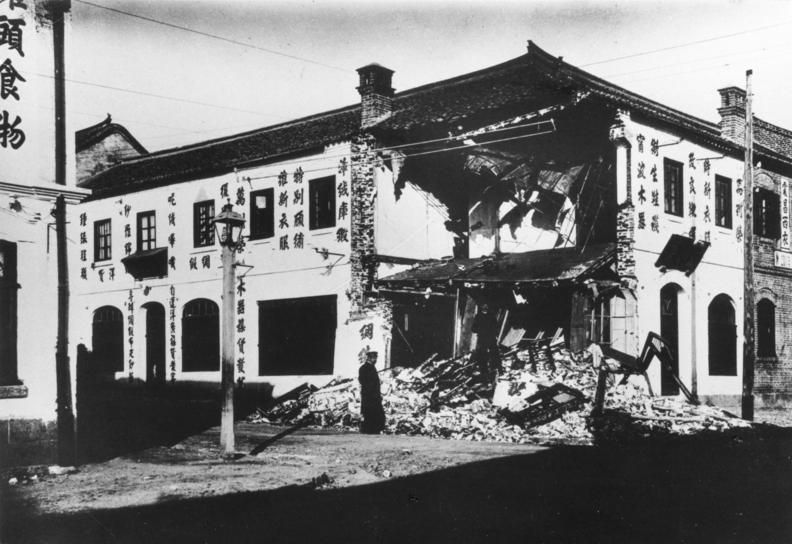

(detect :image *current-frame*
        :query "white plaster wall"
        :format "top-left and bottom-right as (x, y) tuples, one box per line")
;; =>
(469, 195), (576, 258)
(623, 116), (745, 396)
(374, 168), (454, 259)
(73, 143), (390, 396)
(0, 190), (85, 420)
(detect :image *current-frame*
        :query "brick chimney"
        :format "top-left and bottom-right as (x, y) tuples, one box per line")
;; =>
(357, 63), (394, 129)
(717, 86), (746, 143)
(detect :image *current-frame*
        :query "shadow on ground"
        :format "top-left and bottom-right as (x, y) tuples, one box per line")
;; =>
(76, 379), (271, 463)
(7, 427), (792, 544)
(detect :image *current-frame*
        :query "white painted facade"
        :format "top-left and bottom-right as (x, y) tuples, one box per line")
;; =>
(0, 3), (85, 428)
(617, 114), (745, 397)
(74, 143), (451, 396)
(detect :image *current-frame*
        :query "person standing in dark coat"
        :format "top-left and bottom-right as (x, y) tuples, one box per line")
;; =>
(472, 303), (501, 378)
(359, 351), (385, 434)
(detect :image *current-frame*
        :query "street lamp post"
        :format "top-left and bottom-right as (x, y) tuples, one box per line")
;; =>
(212, 202), (246, 454)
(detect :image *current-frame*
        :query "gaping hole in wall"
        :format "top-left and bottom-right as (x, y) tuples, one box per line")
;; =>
(708, 294), (737, 376)
(390, 295), (456, 367)
(182, 298), (220, 372)
(258, 295), (337, 376)
(92, 305), (124, 372)
(388, 99), (617, 258)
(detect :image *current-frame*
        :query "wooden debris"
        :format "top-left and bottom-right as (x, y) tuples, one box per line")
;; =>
(249, 340), (752, 443)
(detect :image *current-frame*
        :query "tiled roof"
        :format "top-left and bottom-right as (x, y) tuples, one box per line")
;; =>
(80, 106), (361, 198)
(80, 41), (792, 199)
(75, 114), (148, 155)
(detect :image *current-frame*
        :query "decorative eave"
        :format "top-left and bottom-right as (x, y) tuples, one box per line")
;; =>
(0, 181), (90, 204)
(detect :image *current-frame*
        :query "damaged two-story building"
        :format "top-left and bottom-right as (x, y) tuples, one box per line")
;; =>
(75, 41), (792, 405)
(371, 42), (792, 405)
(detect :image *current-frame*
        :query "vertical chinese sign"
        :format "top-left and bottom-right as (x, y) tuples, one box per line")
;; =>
(0, 0), (28, 152)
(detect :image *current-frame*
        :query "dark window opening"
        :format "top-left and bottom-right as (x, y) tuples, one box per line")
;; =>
(715, 175), (732, 229)
(708, 294), (737, 376)
(94, 219), (112, 261)
(309, 176), (336, 230)
(754, 188), (780, 239)
(757, 298), (776, 358)
(137, 211), (156, 251)
(391, 297), (456, 367)
(182, 299), (219, 372)
(259, 295), (336, 375)
(664, 158), (684, 216)
(92, 305), (124, 372)
(193, 200), (215, 247)
(586, 297), (611, 346)
(250, 188), (274, 240)
(0, 240), (19, 385)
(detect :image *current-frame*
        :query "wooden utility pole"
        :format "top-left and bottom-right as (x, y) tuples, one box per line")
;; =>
(219, 241), (236, 454)
(53, 0), (75, 466)
(742, 69), (755, 421)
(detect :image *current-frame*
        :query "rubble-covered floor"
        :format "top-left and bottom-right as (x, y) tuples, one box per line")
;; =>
(256, 343), (755, 445)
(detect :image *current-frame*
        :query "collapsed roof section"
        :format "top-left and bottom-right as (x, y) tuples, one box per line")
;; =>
(377, 242), (617, 293)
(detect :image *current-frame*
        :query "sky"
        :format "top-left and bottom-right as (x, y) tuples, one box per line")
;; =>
(66, 0), (792, 154)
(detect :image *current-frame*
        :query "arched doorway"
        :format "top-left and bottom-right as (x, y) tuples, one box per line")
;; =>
(182, 299), (219, 372)
(708, 294), (737, 376)
(92, 306), (124, 372)
(660, 283), (682, 395)
(142, 302), (166, 383)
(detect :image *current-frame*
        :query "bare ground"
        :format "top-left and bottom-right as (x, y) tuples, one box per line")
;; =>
(2, 411), (792, 543)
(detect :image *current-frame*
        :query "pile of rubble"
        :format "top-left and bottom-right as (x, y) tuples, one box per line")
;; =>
(250, 342), (752, 444)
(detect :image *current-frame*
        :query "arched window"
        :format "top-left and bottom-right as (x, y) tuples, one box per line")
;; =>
(757, 299), (776, 358)
(182, 299), (219, 372)
(708, 294), (737, 376)
(92, 306), (124, 372)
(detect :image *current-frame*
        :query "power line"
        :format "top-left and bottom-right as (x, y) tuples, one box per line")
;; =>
(74, 0), (349, 73)
(29, 70), (281, 118)
(580, 19), (792, 67)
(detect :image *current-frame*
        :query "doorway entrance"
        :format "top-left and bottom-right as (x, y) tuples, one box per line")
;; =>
(660, 284), (681, 395)
(143, 302), (166, 383)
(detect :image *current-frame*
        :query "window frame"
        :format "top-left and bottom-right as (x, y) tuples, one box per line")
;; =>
(93, 218), (112, 261)
(249, 188), (275, 240)
(137, 211), (157, 252)
(193, 200), (215, 248)
(663, 158), (684, 217)
(753, 187), (781, 239)
(714, 175), (732, 229)
(309, 175), (336, 230)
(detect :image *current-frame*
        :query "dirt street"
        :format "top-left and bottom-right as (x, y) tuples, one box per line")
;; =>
(3, 418), (792, 543)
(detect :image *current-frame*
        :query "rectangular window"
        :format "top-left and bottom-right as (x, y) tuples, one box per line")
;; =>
(754, 188), (781, 239)
(714, 175), (732, 229)
(193, 200), (215, 247)
(258, 295), (337, 376)
(137, 211), (156, 251)
(0, 240), (19, 385)
(663, 158), (683, 216)
(309, 176), (336, 230)
(94, 219), (112, 261)
(249, 188), (274, 240)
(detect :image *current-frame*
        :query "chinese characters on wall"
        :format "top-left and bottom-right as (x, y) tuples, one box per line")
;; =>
(0, 0), (27, 149)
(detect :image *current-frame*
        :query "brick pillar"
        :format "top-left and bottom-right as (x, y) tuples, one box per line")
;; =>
(349, 134), (378, 315)
(609, 113), (636, 283)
